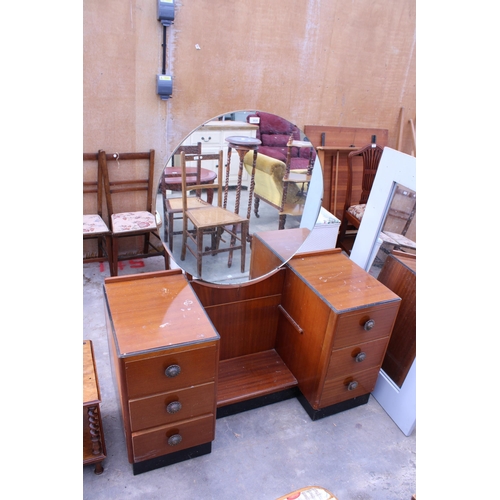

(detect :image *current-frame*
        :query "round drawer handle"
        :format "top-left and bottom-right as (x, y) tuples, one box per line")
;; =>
(347, 381), (359, 391)
(167, 434), (182, 447)
(355, 352), (366, 363)
(165, 364), (181, 378)
(200, 136), (211, 142)
(363, 319), (375, 331)
(166, 401), (182, 414)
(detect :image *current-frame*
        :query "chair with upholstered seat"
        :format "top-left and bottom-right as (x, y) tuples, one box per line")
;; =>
(101, 149), (169, 276)
(337, 140), (384, 253)
(83, 152), (112, 272)
(180, 151), (249, 278)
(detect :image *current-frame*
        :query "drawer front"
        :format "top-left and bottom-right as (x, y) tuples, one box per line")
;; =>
(326, 337), (389, 380)
(125, 345), (218, 399)
(332, 302), (399, 349)
(129, 382), (215, 432)
(319, 367), (380, 408)
(188, 130), (222, 146)
(132, 414), (215, 462)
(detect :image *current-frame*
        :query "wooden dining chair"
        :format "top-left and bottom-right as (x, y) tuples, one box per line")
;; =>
(337, 140), (384, 252)
(279, 135), (315, 229)
(83, 152), (112, 272)
(101, 149), (169, 276)
(180, 150), (249, 278)
(160, 143), (218, 251)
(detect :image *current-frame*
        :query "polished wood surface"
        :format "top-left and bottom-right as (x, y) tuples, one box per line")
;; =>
(377, 251), (416, 387)
(104, 270), (219, 355)
(217, 349), (297, 407)
(249, 228), (310, 279)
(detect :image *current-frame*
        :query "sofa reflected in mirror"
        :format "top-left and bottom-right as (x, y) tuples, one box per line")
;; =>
(158, 110), (323, 285)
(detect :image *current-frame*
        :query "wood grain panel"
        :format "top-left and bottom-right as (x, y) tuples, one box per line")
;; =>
(377, 252), (416, 387)
(129, 382), (216, 432)
(131, 414), (215, 462)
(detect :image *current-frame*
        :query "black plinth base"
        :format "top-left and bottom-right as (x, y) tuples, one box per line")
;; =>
(298, 392), (371, 421)
(216, 387), (299, 419)
(132, 442), (212, 475)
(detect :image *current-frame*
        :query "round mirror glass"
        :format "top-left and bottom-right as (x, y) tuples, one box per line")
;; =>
(157, 110), (324, 284)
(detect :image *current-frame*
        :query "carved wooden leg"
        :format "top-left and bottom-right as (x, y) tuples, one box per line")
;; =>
(87, 406), (104, 475)
(254, 197), (260, 218)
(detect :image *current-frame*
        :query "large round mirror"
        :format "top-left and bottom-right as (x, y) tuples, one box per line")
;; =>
(157, 110), (324, 284)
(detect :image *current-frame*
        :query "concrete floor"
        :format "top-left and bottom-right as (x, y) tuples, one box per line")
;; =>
(83, 250), (416, 500)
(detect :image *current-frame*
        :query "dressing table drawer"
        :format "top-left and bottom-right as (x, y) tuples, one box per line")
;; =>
(129, 382), (216, 432)
(320, 367), (381, 407)
(332, 302), (399, 350)
(326, 337), (389, 380)
(131, 414), (215, 462)
(124, 344), (218, 399)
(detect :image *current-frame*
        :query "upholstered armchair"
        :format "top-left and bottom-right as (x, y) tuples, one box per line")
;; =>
(243, 151), (305, 223)
(246, 111), (316, 170)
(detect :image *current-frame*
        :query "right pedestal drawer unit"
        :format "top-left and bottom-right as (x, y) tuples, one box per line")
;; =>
(276, 250), (401, 420)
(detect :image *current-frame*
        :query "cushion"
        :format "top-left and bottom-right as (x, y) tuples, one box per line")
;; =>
(258, 145), (287, 162)
(261, 134), (291, 148)
(111, 211), (159, 234)
(83, 214), (109, 234)
(347, 204), (366, 221)
(257, 111), (294, 135)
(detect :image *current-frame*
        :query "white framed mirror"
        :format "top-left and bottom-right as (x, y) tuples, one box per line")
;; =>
(349, 147), (416, 436)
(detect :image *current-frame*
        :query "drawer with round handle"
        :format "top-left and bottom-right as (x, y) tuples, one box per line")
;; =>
(129, 382), (215, 432)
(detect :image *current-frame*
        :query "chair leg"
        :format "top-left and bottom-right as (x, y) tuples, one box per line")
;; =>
(279, 214), (286, 230)
(196, 228), (203, 277)
(168, 213), (174, 251)
(240, 222), (247, 273)
(112, 237), (119, 276)
(105, 234), (113, 274)
(143, 233), (150, 255)
(254, 197), (260, 218)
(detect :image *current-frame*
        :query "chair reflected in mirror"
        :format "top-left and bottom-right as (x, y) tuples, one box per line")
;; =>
(243, 134), (315, 230)
(180, 151), (249, 278)
(338, 139), (384, 253)
(160, 142), (218, 251)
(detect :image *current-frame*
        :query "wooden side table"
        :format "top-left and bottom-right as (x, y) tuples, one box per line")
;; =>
(83, 340), (106, 474)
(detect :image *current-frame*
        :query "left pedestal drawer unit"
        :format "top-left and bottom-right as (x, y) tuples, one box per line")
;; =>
(104, 269), (220, 475)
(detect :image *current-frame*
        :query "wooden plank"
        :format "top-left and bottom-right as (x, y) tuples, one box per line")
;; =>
(217, 349), (297, 407)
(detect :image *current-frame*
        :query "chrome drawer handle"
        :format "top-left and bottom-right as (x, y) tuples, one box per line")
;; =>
(165, 364), (181, 378)
(200, 136), (211, 142)
(167, 434), (182, 447)
(355, 352), (366, 363)
(364, 319), (375, 331)
(166, 401), (182, 414)
(347, 381), (358, 391)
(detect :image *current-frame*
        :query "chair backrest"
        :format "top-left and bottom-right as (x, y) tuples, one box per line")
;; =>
(171, 142), (202, 167)
(83, 152), (105, 218)
(101, 149), (156, 216)
(180, 150), (224, 211)
(345, 143), (384, 208)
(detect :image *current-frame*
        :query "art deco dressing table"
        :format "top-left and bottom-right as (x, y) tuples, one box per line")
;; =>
(104, 229), (400, 474)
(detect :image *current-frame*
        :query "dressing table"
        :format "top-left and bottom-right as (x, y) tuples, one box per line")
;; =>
(104, 229), (400, 474)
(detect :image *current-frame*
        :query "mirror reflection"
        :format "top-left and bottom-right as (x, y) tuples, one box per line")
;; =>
(157, 110), (323, 284)
(368, 183), (416, 278)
